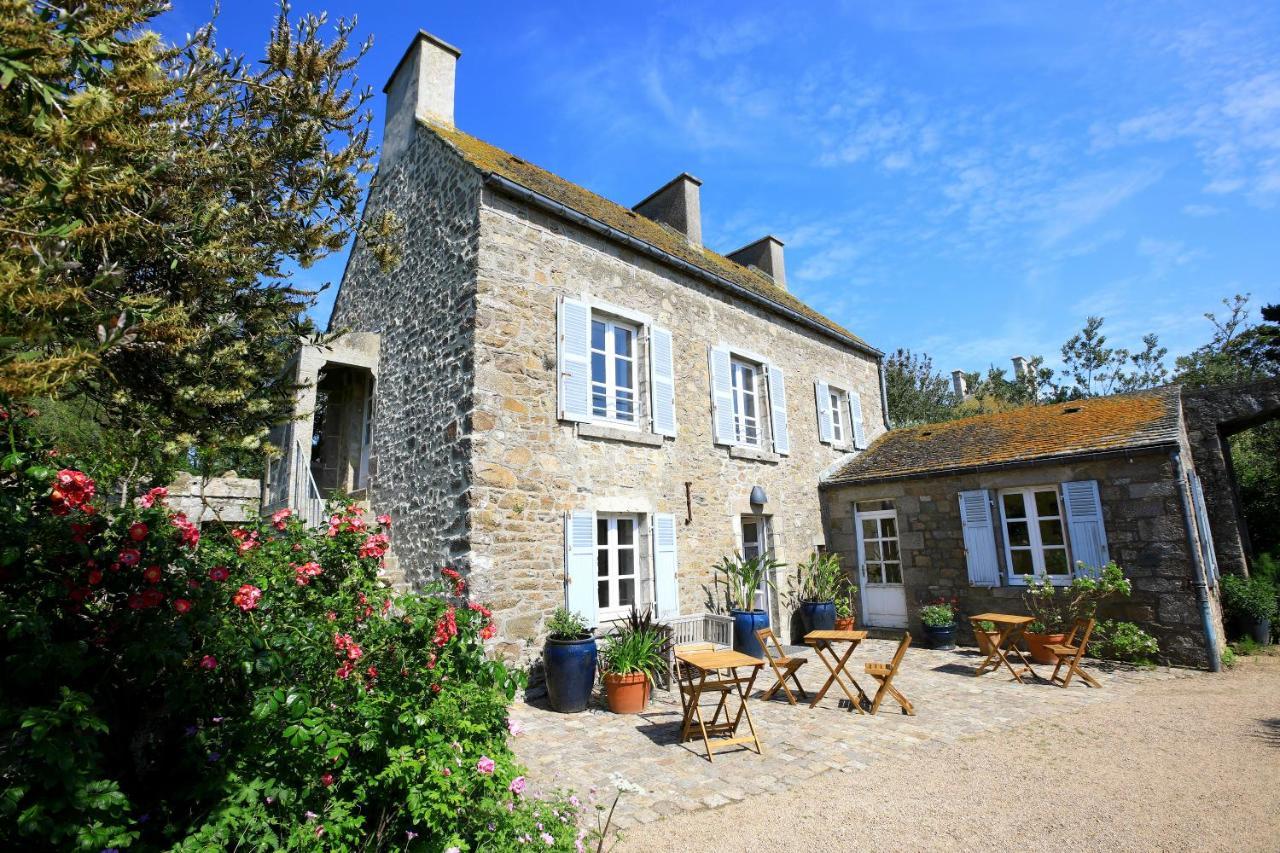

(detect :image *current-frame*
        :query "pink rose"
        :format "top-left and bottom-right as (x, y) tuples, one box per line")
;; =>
(476, 756), (495, 775)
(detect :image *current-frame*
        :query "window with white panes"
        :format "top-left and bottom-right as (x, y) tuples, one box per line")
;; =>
(730, 357), (761, 446)
(596, 514), (640, 618)
(999, 487), (1071, 581)
(829, 387), (848, 444)
(590, 317), (638, 426)
(859, 510), (902, 584)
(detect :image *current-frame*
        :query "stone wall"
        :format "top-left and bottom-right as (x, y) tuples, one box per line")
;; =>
(821, 451), (1220, 668)
(168, 471), (259, 525)
(328, 127), (482, 584)
(467, 187), (886, 659)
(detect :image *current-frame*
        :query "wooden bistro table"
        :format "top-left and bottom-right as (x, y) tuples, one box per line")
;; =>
(803, 629), (871, 713)
(674, 648), (765, 762)
(970, 613), (1039, 683)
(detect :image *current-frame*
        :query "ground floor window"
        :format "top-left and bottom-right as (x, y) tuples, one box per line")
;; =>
(597, 514), (641, 619)
(741, 515), (772, 611)
(857, 504), (902, 584)
(998, 486), (1070, 581)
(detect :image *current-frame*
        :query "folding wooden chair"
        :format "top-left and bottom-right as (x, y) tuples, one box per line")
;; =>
(1046, 618), (1101, 688)
(863, 633), (915, 715)
(755, 627), (808, 705)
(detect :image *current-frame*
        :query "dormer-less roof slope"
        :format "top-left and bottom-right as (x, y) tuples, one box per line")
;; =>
(823, 385), (1184, 486)
(418, 120), (878, 355)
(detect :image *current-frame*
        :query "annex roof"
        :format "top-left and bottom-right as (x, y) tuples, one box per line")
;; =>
(419, 120), (877, 354)
(823, 386), (1184, 486)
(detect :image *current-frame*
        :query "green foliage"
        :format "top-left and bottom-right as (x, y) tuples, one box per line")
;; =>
(0, 1), (400, 473)
(0, 406), (581, 850)
(791, 551), (852, 604)
(1059, 317), (1168, 399)
(546, 607), (590, 640)
(976, 620), (996, 632)
(918, 599), (957, 628)
(598, 619), (666, 684)
(1220, 646), (1237, 668)
(1023, 562), (1132, 633)
(714, 552), (782, 612)
(1221, 573), (1278, 624)
(1092, 620), (1160, 665)
(1229, 637), (1265, 656)
(884, 349), (958, 427)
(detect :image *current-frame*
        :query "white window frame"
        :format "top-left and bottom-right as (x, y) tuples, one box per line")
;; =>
(589, 315), (640, 429)
(596, 513), (643, 619)
(730, 356), (762, 447)
(829, 386), (848, 445)
(997, 486), (1073, 585)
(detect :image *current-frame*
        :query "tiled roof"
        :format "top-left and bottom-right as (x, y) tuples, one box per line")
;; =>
(823, 386), (1184, 486)
(419, 120), (876, 353)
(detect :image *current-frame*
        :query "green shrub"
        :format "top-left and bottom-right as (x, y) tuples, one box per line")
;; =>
(0, 404), (582, 850)
(546, 607), (590, 640)
(1221, 573), (1279, 625)
(919, 599), (957, 628)
(1221, 646), (1238, 668)
(1092, 620), (1160, 665)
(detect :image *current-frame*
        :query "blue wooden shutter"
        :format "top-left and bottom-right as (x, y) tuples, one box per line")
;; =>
(557, 297), (591, 422)
(767, 362), (790, 455)
(850, 391), (867, 449)
(814, 380), (833, 444)
(649, 326), (677, 437)
(563, 510), (598, 627)
(959, 489), (1000, 586)
(708, 346), (735, 445)
(1062, 480), (1109, 576)
(653, 513), (679, 619)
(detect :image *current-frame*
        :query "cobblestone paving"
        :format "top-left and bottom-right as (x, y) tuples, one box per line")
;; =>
(510, 641), (1199, 830)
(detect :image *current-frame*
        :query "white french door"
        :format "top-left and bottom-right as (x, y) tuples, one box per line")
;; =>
(854, 502), (908, 628)
(740, 515), (772, 612)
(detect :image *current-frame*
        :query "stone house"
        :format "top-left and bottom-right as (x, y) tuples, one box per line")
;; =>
(820, 381), (1280, 668)
(286, 31), (889, 659)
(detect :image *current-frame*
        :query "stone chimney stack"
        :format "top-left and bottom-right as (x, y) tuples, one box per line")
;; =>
(727, 236), (787, 290)
(951, 370), (968, 399)
(1011, 355), (1029, 378)
(633, 173), (703, 247)
(382, 30), (461, 166)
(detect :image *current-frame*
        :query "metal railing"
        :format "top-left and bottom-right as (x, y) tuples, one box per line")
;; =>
(263, 436), (326, 528)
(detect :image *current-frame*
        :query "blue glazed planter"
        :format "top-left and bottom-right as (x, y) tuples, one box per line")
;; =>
(922, 623), (957, 650)
(800, 601), (836, 633)
(544, 634), (597, 713)
(731, 610), (770, 659)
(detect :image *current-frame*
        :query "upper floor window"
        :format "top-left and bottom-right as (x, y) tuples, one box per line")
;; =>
(829, 387), (848, 445)
(590, 317), (637, 426)
(730, 357), (761, 447)
(999, 487), (1070, 581)
(816, 379), (865, 449)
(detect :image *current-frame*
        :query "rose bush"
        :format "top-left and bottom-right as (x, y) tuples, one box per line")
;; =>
(0, 405), (583, 850)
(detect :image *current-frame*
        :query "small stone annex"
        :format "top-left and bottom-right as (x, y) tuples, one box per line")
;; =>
(264, 26), (1279, 671)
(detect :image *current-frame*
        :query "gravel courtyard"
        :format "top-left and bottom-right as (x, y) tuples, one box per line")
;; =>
(614, 654), (1280, 852)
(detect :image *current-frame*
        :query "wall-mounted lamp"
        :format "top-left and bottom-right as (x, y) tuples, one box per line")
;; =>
(749, 485), (768, 506)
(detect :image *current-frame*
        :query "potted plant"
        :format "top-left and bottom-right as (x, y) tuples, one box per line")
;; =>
(792, 551), (847, 633)
(1022, 562), (1132, 664)
(543, 608), (596, 713)
(1221, 574), (1278, 645)
(972, 619), (998, 655)
(598, 607), (668, 714)
(716, 553), (782, 659)
(919, 598), (958, 649)
(835, 584), (858, 631)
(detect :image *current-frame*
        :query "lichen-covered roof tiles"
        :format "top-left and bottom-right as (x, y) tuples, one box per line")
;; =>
(823, 386), (1184, 486)
(419, 120), (876, 353)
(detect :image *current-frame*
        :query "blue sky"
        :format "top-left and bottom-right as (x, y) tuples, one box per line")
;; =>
(163, 1), (1279, 376)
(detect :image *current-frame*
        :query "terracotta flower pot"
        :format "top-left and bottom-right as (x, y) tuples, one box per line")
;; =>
(835, 616), (856, 631)
(1023, 631), (1065, 665)
(603, 671), (651, 714)
(973, 627), (999, 656)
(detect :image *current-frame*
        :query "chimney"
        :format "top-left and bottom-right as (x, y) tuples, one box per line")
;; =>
(633, 173), (703, 247)
(727, 235), (787, 290)
(1011, 355), (1029, 378)
(382, 30), (461, 166)
(951, 370), (968, 399)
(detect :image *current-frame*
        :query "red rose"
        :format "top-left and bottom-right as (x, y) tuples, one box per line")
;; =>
(232, 584), (261, 612)
(118, 548), (141, 567)
(87, 569), (103, 585)
(141, 588), (165, 608)
(142, 565), (163, 584)
(128, 522), (148, 541)
(321, 773), (335, 787)
(173, 598), (192, 614)
(208, 566), (229, 582)
(200, 655), (218, 670)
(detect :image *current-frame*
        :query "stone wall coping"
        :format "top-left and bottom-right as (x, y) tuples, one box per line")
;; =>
(575, 422), (665, 447)
(728, 445), (779, 464)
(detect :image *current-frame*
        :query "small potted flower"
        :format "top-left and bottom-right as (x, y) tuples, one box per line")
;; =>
(598, 608), (667, 714)
(1023, 562), (1132, 664)
(543, 608), (596, 713)
(972, 619), (998, 655)
(835, 583), (858, 632)
(919, 598), (958, 649)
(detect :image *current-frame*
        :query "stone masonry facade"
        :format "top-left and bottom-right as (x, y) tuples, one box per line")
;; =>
(821, 452), (1218, 667)
(332, 123), (885, 661)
